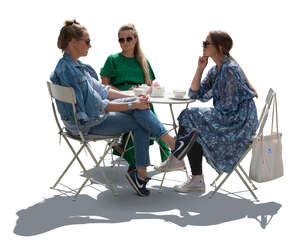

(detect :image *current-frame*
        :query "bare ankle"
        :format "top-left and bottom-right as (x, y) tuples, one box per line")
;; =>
(137, 167), (147, 180)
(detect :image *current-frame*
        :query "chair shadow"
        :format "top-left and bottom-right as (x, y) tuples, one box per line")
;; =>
(14, 166), (282, 236)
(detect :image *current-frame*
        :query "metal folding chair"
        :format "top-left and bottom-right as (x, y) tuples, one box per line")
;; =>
(47, 81), (122, 200)
(209, 88), (277, 202)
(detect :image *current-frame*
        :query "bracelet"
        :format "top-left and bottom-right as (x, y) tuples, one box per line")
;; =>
(128, 102), (133, 110)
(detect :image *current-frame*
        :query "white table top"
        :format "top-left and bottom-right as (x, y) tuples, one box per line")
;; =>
(149, 95), (195, 104)
(123, 91), (195, 104)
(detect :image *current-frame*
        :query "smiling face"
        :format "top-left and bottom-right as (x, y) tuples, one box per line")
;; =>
(118, 30), (137, 54)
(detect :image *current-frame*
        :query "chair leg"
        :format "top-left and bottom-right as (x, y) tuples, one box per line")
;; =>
(110, 132), (134, 169)
(85, 143), (117, 195)
(235, 168), (259, 201)
(63, 135), (94, 182)
(238, 164), (258, 190)
(73, 141), (119, 200)
(97, 141), (116, 167)
(210, 166), (259, 202)
(209, 169), (235, 199)
(99, 141), (121, 183)
(101, 142), (110, 167)
(209, 146), (257, 200)
(210, 172), (223, 187)
(51, 144), (85, 189)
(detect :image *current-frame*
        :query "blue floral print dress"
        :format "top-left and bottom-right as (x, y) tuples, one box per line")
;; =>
(178, 57), (258, 173)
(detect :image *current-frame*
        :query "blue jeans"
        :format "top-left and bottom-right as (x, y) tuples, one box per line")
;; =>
(89, 98), (168, 167)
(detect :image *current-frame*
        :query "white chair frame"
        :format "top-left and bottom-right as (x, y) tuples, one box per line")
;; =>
(209, 88), (277, 202)
(47, 81), (129, 200)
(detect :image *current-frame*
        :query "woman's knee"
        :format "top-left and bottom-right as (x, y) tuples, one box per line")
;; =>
(179, 107), (191, 117)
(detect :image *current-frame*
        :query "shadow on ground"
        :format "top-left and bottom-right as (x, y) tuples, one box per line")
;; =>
(14, 165), (281, 236)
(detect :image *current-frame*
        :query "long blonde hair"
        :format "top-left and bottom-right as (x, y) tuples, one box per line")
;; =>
(209, 31), (258, 98)
(118, 24), (150, 83)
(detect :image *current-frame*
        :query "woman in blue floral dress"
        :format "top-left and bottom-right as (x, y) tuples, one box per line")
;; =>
(156, 31), (259, 193)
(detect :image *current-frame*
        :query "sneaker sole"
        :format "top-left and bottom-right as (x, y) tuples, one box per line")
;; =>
(125, 173), (144, 197)
(154, 165), (185, 172)
(177, 131), (199, 160)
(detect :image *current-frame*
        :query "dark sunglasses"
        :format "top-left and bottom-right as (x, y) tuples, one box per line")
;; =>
(202, 41), (214, 48)
(81, 39), (91, 45)
(118, 37), (133, 43)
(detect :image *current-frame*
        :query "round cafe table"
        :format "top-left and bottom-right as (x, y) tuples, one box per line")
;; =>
(121, 91), (195, 189)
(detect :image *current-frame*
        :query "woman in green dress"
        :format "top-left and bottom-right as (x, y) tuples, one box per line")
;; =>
(100, 24), (170, 172)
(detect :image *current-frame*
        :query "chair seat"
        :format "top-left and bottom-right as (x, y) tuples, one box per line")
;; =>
(62, 131), (120, 141)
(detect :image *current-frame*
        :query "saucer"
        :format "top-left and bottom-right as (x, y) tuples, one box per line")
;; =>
(150, 94), (164, 98)
(169, 96), (191, 100)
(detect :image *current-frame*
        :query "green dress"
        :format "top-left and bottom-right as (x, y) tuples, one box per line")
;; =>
(100, 53), (171, 167)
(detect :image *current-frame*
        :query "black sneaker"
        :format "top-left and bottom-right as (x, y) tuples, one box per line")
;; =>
(172, 128), (199, 160)
(125, 169), (151, 196)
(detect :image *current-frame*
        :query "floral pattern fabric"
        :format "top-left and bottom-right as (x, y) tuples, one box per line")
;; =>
(178, 57), (258, 173)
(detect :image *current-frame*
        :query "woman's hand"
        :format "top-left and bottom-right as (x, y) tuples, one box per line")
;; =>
(133, 95), (150, 110)
(145, 78), (152, 86)
(190, 56), (208, 91)
(138, 94), (150, 102)
(197, 56), (208, 71)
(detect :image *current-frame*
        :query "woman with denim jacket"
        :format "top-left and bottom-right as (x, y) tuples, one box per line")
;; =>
(50, 20), (199, 196)
(100, 24), (171, 172)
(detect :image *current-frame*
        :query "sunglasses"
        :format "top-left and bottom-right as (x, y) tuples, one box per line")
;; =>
(80, 39), (91, 45)
(202, 41), (214, 48)
(118, 37), (133, 43)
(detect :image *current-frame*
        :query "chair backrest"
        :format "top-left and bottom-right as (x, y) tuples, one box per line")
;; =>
(256, 88), (276, 136)
(47, 81), (80, 136)
(47, 81), (76, 104)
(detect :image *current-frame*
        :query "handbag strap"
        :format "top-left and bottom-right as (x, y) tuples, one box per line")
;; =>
(257, 90), (274, 136)
(271, 94), (279, 135)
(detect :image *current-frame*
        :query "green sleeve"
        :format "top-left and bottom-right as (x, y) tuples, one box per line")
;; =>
(100, 55), (116, 78)
(147, 60), (156, 81)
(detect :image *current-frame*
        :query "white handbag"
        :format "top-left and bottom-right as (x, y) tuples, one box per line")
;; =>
(249, 94), (283, 182)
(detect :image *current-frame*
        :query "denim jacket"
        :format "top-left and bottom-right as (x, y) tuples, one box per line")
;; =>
(50, 53), (110, 135)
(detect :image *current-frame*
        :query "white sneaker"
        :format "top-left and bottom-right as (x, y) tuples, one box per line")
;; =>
(154, 154), (185, 172)
(174, 175), (206, 193)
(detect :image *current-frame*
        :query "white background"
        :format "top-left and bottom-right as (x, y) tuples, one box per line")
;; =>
(1, 0), (299, 244)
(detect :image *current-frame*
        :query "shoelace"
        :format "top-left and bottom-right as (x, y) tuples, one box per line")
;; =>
(183, 176), (193, 185)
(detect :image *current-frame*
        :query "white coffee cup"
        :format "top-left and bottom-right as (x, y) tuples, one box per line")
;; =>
(139, 84), (149, 89)
(134, 88), (146, 96)
(173, 90), (186, 98)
